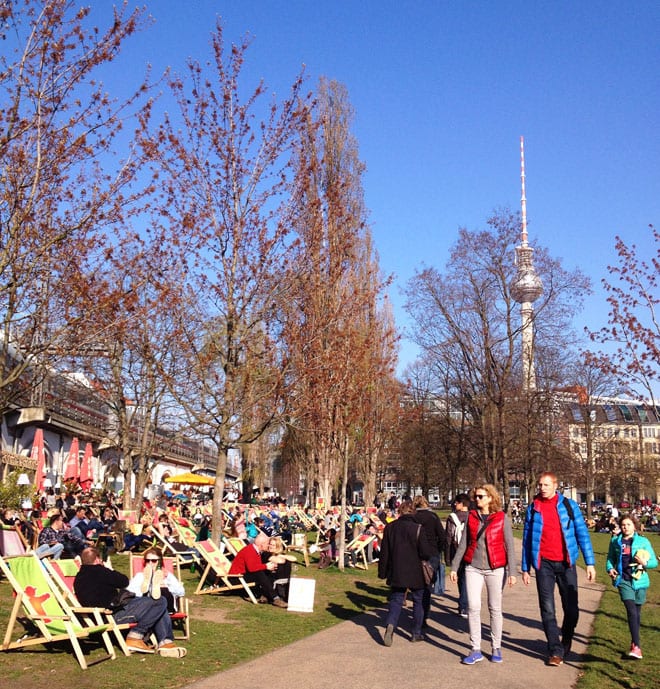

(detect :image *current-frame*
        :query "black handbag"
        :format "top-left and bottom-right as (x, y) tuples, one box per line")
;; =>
(109, 588), (135, 611)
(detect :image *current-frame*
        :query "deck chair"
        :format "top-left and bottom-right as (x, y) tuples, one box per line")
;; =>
(0, 525), (29, 557)
(346, 533), (376, 570)
(193, 540), (258, 603)
(129, 554), (190, 640)
(0, 554), (118, 669)
(150, 528), (199, 569)
(172, 521), (200, 550)
(222, 535), (247, 557)
(287, 532), (310, 567)
(43, 558), (131, 656)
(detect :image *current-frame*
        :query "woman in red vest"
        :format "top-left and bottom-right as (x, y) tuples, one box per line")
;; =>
(450, 484), (517, 665)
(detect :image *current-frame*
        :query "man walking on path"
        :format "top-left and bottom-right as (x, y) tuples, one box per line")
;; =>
(522, 471), (596, 667)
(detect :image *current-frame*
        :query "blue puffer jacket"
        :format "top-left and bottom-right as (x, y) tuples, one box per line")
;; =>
(606, 532), (658, 590)
(521, 494), (595, 572)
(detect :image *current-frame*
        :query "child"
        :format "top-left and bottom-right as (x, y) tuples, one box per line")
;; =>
(606, 514), (658, 659)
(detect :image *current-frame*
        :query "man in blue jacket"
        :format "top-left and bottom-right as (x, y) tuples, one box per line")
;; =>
(521, 472), (596, 667)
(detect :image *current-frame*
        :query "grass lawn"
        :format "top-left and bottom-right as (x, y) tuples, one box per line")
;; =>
(0, 528), (657, 689)
(0, 550), (389, 689)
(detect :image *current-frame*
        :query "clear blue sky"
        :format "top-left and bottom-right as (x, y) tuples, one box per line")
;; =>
(108, 1), (659, 374)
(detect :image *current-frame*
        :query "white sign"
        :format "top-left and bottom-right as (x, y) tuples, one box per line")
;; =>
(287, 576), (315, 613)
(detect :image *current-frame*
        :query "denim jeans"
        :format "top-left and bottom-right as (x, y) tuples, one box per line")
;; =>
(465, 565), (505, 651)
(534, 558), (579, 657)
(36, 542), (64, 559)
(114, 595), (173, 643)
(422, 555), (442, 620)
(386, 586), (424, 636)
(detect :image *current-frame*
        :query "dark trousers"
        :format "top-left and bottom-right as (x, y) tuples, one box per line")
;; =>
(386, 586), (424, 637)
(245, 570), (275, 602)
(535, 558), (579, 657)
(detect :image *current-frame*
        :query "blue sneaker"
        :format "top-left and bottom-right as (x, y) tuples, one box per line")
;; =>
(491, 648), (503, 663)
(462, 650), (484, 665)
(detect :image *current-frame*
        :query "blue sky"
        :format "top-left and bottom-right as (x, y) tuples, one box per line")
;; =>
(108, 1), (659, 374)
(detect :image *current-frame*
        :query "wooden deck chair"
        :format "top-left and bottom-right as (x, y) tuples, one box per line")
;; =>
(172, 520), (199, 550)
(0, 525), (29, 557)
(193, 540), (258, 603)
(346, 533), (376, 569)
(0, 554), (117, 669)
(129, 554), (190, 640)
(117, 509), (138, 525)
(43, 558), (131, 656)
(222, 535), (247, 557)
(287, 531), (310, 567)
(150, 528), (199, 569)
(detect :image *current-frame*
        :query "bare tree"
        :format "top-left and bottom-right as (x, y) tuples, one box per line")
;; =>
(587, 225), (659, 404)
(404, 210), (591, 496)
(140, 23), (309, 541)
(0, 0), (152, 412)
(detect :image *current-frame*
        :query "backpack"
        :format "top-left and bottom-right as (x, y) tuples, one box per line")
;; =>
(449, 512), (464, 546)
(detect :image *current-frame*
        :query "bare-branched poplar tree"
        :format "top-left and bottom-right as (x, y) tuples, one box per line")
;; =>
(139, 23), (309, 540)
(0, 0), (152, 413)
(586, 225), (659, 404)
(405, 211), (591, 496)
(282, 78), (395, 566)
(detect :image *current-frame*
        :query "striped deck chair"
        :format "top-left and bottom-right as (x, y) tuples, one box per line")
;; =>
(44, 558), (131, 656)
(0, 554), (117, 669)
(172, 520), (199, 550)
(193, 540), (258, 603)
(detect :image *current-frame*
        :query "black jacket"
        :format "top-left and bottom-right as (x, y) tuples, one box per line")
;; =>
(378, 513), (433, 589)
(74, 564), (128, 608)
(414, 508), (446, 557)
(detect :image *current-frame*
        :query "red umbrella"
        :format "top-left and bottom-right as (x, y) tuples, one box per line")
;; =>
(79, 442), (94, 488)
(30, 428), (46, 492)
(63, 437), (80, 482)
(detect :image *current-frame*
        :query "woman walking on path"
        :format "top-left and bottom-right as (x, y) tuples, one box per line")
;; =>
(606, 514), (658, 659)
(378, 499), (433, 645)
(450, 484), (517, 665)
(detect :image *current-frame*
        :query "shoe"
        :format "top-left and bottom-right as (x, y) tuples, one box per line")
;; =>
(462, 650), (484, 665)
(158, 644), (187, 658)
(491, 648), (503, 663)
(383, 624), (394, 647)
(460, 611), (468, 619)
(258, 595), (269, 604)
(272, 598), (288, 608)
(547, 655), (563, 666)
(628, 644), (643, 659)
(126, 637), (154, 654)
(410, 634), (425, 643)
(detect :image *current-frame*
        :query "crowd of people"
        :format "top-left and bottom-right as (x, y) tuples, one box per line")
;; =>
(378, 471), (658, 666)
(1, 475), (658, 668)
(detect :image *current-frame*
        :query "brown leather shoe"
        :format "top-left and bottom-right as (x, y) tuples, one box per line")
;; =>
(271, 598), (288, 608)
(547, 655), (563, 666)
(126, 637), (154, 653)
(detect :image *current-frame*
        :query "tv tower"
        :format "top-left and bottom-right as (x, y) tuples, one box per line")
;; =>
(510, 137), (543, 391)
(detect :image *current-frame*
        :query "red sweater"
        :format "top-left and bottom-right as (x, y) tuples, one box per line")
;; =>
(228, 543), (267, 575)
(536, 495), (567, 562)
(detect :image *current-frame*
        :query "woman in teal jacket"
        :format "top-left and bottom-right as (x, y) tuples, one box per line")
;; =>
(606, 514), (658, 659)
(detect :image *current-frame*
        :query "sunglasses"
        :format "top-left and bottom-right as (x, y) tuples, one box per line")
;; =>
(145, 558), (160, 563)
(474, 494), (488, 500)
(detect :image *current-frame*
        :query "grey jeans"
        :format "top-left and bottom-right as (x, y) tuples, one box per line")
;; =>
(465, 564), (506, 651)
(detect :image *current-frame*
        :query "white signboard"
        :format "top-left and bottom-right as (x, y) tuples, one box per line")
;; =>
(287, 576), (316, 613)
